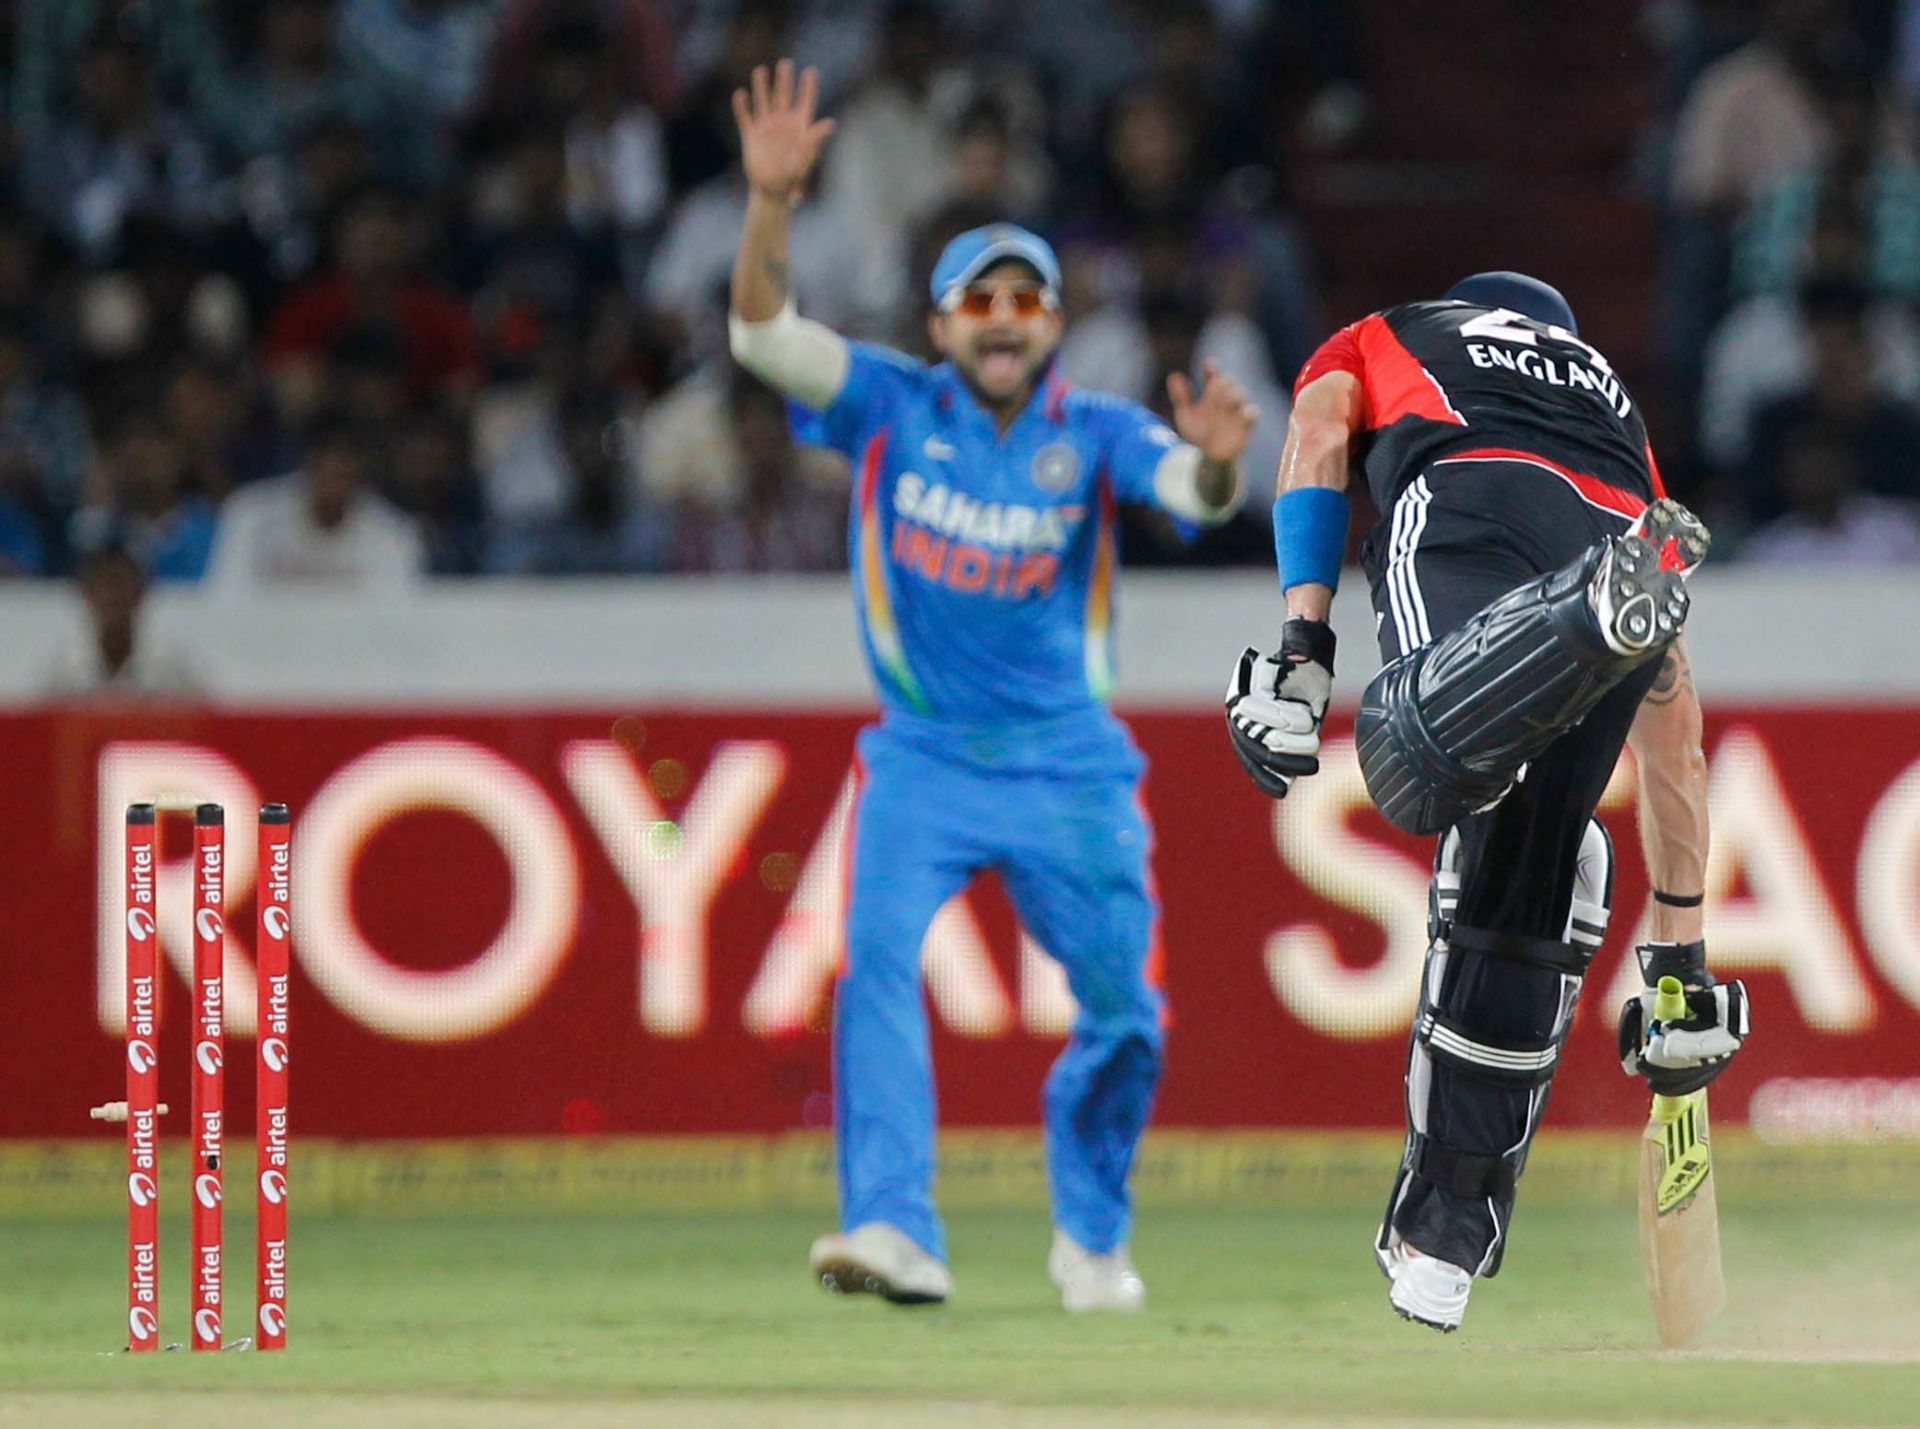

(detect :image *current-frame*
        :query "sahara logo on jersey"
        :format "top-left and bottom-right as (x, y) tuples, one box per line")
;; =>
(888, 472), (1086, 599)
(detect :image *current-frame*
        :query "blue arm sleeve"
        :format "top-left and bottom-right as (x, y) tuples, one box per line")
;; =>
(1273, 485), (1350, 592)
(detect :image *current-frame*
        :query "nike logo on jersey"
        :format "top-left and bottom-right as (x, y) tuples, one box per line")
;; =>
(923, 436), (955, 461)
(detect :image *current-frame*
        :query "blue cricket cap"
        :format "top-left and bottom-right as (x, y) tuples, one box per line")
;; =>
(929, 224), (1062, 307)
(1444, 271), (1578, 336)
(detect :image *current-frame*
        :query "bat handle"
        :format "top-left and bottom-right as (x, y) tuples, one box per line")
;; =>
(1649, 978), (1695, 1122)
(1652, 975), (1687, 1023)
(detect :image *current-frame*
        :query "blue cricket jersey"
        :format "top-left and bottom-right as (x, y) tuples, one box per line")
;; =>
(791, 343), (1186, 769)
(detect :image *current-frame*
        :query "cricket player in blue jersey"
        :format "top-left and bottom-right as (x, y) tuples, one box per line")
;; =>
(727, 61), (1258, 1312)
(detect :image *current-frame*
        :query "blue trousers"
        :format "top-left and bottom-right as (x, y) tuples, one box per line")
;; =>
(835, 722), (1164, 1263)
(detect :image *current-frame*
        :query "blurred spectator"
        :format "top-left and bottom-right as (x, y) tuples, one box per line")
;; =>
(459, 118), (624, 376)
(488, 389), (672, 573)
(822, 2), (963, 325)
(1249, 0), (1374, 157)
(20, 34), (221, 263)
(665, 0), (788, 197)
(207, 412), (424, 586)
(203, 0), (381, 164)
(78, 410), (220, 582)
(0, 313), (94, 521)
(674, 0), (885, 111)
(1669, 0), (1876, 219)
(492, 0), (679, 116)
(388, 407), (488, 574)
(42, 537), (200, 697)
(1737, 285), (1920, 516)
(12, 0), (224, 129)
(1731, 72), (1920, 300)
(264, 186), (482, 420)
(488, 11), (674, 233)
(1062, 81), (1319, 377)
(0, 480), (51, 576)
(941, 97), (1049, 229)
(73, 220), (252, 387)
(226, 116), (378, 300)
(647, 174), (863, 356)
(0, 207), (65, 324)
(1700, 275), (1920, 474)
(641, 367), (845, 573)
(1740, 417), (1920, 563)
(164, 358), (296, 496)
(338, 0), (500, 177)
(1060, 287), (1289, 520)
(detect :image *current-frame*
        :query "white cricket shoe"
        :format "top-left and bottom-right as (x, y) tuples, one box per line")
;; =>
(808, 1222), (952, 1305)
(1048, 1229), (1146, 1313)
(1379, 1237), (1473, 1333)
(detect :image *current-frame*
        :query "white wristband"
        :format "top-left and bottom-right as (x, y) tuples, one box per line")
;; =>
(1153, 444), (1244, 524)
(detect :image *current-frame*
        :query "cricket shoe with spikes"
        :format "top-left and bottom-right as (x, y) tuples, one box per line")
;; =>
(1588, 499), (1708, 658)
(1378, 1237), (1473, 1333)
(1048, 1229), (1146, 1313)
(809, 1223), (952, 1305)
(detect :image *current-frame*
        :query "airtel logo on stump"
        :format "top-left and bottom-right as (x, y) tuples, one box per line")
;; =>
(125, 908), (155, 941)
(194, 908), (223, 943)
(262, 906), (290, 941)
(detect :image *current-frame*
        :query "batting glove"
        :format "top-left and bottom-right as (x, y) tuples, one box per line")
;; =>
(1617, 940), (1751, 1096)
(1226, 618), (1335, 799)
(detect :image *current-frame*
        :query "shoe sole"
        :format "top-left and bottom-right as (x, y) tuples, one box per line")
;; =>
(1594, 534), (1690, 657)
(1391, 1300), (1461, 1334)
(812, 1257), (946, 1306)
(1634, 498), (1711, 575)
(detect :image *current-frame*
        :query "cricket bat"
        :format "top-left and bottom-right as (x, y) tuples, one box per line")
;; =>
(1638, 975), (1725, 1347)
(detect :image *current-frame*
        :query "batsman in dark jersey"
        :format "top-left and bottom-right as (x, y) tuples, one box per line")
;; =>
(1225, 273), (1751, 1332)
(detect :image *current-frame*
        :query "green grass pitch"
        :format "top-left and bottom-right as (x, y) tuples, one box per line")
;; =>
(3, 1197), (1918, 1426)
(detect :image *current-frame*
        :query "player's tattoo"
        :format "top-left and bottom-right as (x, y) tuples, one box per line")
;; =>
(1643, 646), (1691, 707)
(762, 256), (789, 296)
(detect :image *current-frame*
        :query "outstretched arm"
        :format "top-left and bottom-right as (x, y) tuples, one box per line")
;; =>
(727, 59), (850, 409)
(1156, 359), (1257, 520)
(1627, 639), (1710, 945)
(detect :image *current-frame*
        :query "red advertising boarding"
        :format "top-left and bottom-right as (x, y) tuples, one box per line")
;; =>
(2, 706), (1915, 1141)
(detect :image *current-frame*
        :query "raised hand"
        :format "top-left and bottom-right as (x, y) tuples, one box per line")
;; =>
(732, 59), (836, 202)
(1168, 360), (1259, 464)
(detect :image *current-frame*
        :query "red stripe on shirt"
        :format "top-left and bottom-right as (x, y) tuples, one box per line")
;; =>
(1429, 446), (1648, 521)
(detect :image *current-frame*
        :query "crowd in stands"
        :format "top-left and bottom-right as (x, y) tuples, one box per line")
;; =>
(1647, 0), (1920, 562)
(3, 0), (1916, 633)
(0, 0), (1361, 599)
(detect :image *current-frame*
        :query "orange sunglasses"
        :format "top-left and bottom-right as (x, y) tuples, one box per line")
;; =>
(942, 283), (1059, 317)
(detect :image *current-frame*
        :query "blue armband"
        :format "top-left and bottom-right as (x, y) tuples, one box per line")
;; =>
(1274, 486), (1350, 593)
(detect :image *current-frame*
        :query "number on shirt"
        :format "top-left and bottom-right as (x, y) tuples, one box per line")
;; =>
(1459, 308), (1613, 375)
